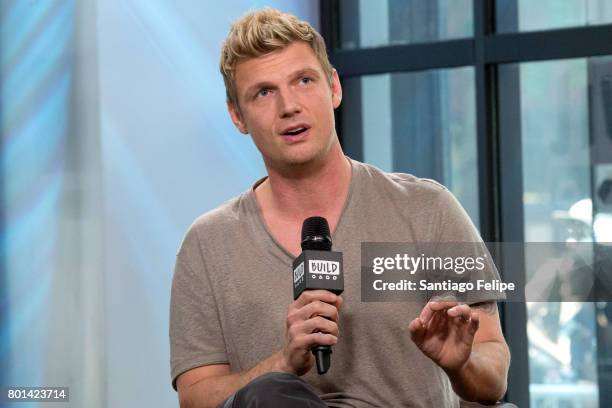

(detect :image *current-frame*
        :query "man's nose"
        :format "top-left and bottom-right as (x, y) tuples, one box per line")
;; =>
(278, 89), (302, 118)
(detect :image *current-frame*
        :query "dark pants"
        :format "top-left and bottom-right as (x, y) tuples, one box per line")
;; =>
(218, 372), (328, 408)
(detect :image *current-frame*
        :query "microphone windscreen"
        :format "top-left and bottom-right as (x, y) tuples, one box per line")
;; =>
(301, 216), (332, 251)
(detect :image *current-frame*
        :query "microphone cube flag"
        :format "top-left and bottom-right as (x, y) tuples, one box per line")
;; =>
(293, 250), (344, 300)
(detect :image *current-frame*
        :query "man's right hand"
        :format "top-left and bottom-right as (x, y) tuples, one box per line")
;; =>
(277, 290), (343, 376)
(177, 290), (342, 407)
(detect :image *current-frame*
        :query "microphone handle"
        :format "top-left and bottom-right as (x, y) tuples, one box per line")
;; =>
(309, 289), (335, 375)
(312, 345), (331, 374)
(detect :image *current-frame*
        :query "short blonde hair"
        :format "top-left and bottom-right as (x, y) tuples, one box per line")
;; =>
(220, 8), (334, 106)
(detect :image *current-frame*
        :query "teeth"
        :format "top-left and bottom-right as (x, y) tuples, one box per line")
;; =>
(286, 127), (305, 135)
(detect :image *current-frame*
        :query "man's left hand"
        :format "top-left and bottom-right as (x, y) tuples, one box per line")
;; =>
(408, 300), (479, 373)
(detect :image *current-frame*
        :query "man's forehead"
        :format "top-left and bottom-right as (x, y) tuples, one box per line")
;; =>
(234, 42), (323, 85)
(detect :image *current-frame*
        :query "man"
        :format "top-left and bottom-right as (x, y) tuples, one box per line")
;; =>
(170, 8), (510, 408)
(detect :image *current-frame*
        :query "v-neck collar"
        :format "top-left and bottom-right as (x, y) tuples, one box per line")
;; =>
(245, 157), (358, 260)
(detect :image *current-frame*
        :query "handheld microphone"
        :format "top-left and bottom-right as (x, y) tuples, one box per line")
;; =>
(292, 216), (344, 374)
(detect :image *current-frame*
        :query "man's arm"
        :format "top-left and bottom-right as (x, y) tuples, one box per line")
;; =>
(176, 353), (283, 408)
(176, 290), (342, 408)
(443, 302), (510, 403)
(408, 300), (510, 404)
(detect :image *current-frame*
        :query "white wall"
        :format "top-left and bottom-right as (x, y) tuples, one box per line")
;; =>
(96, 1), (319, 407)
(1, 1), (319, 407)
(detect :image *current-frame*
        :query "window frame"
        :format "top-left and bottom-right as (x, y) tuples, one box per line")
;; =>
(320, 1), (612, 406)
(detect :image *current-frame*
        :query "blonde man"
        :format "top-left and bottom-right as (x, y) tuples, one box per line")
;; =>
(170, 8), (511, 408)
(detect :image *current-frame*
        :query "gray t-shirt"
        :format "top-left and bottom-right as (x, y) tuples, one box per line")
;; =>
(170, 159), (502, 407)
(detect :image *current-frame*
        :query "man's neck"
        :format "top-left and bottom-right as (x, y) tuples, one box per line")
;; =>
(255, 144), (352, 226)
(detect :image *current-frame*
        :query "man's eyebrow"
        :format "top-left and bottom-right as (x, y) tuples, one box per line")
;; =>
(245, 80), (275, 97)
(243, 68), (323, 99)
(291, 68), (321, 78)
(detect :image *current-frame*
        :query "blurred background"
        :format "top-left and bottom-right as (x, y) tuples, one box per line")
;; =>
(1, 0), (612, 407)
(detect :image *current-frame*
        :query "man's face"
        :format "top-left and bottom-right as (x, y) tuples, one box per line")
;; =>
(228, 41), (342, 170)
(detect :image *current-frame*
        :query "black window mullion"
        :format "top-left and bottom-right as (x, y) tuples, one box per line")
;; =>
(497, 56), (531, 408)
(319, 0), (339, 52)
(474, 3), (531, 404)
(481, 1), (530, 406)
(474, 0), (499, 244)
(485, 24), (612, 64)
(330, 39), (474, 77)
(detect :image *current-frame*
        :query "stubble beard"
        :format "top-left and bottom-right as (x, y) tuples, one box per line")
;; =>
(268, 132), (336, 175)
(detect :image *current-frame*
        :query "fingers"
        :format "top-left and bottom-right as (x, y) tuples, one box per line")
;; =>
(288, 295), (342, 326)
(408, 317), (426, 345)
(283, 291), (343, 375)
(294, 290), (340, 309)
(419, 300), (458, 325)
(294, 332), (339, 349)
(447, 304), (471, 319)
(302, 300), (340, 321)
(408, 303), (482, 370)
(286, 291), (342, 348)
(468, 311), (480, 335)
(286, 315), (339, 350)
(287, 321), (338, 347)
(301, 316), (339, 337)
(418, 301), (479, 331)
(336, 294), (344, 310)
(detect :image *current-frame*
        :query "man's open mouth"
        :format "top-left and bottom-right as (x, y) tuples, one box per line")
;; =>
(284, 128), (307, 136)
(282, 125), (310, 137)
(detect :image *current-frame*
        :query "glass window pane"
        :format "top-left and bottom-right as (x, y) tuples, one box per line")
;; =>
(497, 0), (612, 33)
(500, 55), (612, 407)
(341, 67), (479, 226)
(338, 0), (473, 50)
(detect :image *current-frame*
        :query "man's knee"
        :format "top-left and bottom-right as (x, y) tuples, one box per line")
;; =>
(242, 372), (297, 390)
(231, 372), (326, 407)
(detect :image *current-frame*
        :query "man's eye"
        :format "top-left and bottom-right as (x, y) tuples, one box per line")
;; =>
(300, 77), (312, 84)
(257, 89), (270, 98)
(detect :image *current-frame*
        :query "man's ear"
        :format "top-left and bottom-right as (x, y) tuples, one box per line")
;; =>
(227, 101), (248, 134)
(331, 69), (342, 109)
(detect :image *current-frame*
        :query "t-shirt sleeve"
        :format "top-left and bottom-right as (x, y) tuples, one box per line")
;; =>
(432, 185), (506, 304)
(169, 227), (228, 390)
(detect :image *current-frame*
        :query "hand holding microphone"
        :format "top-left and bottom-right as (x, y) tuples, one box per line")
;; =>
(290, 216), (345, 375)
(280, 289), (342, 376)
(277, 216), (344, 376)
